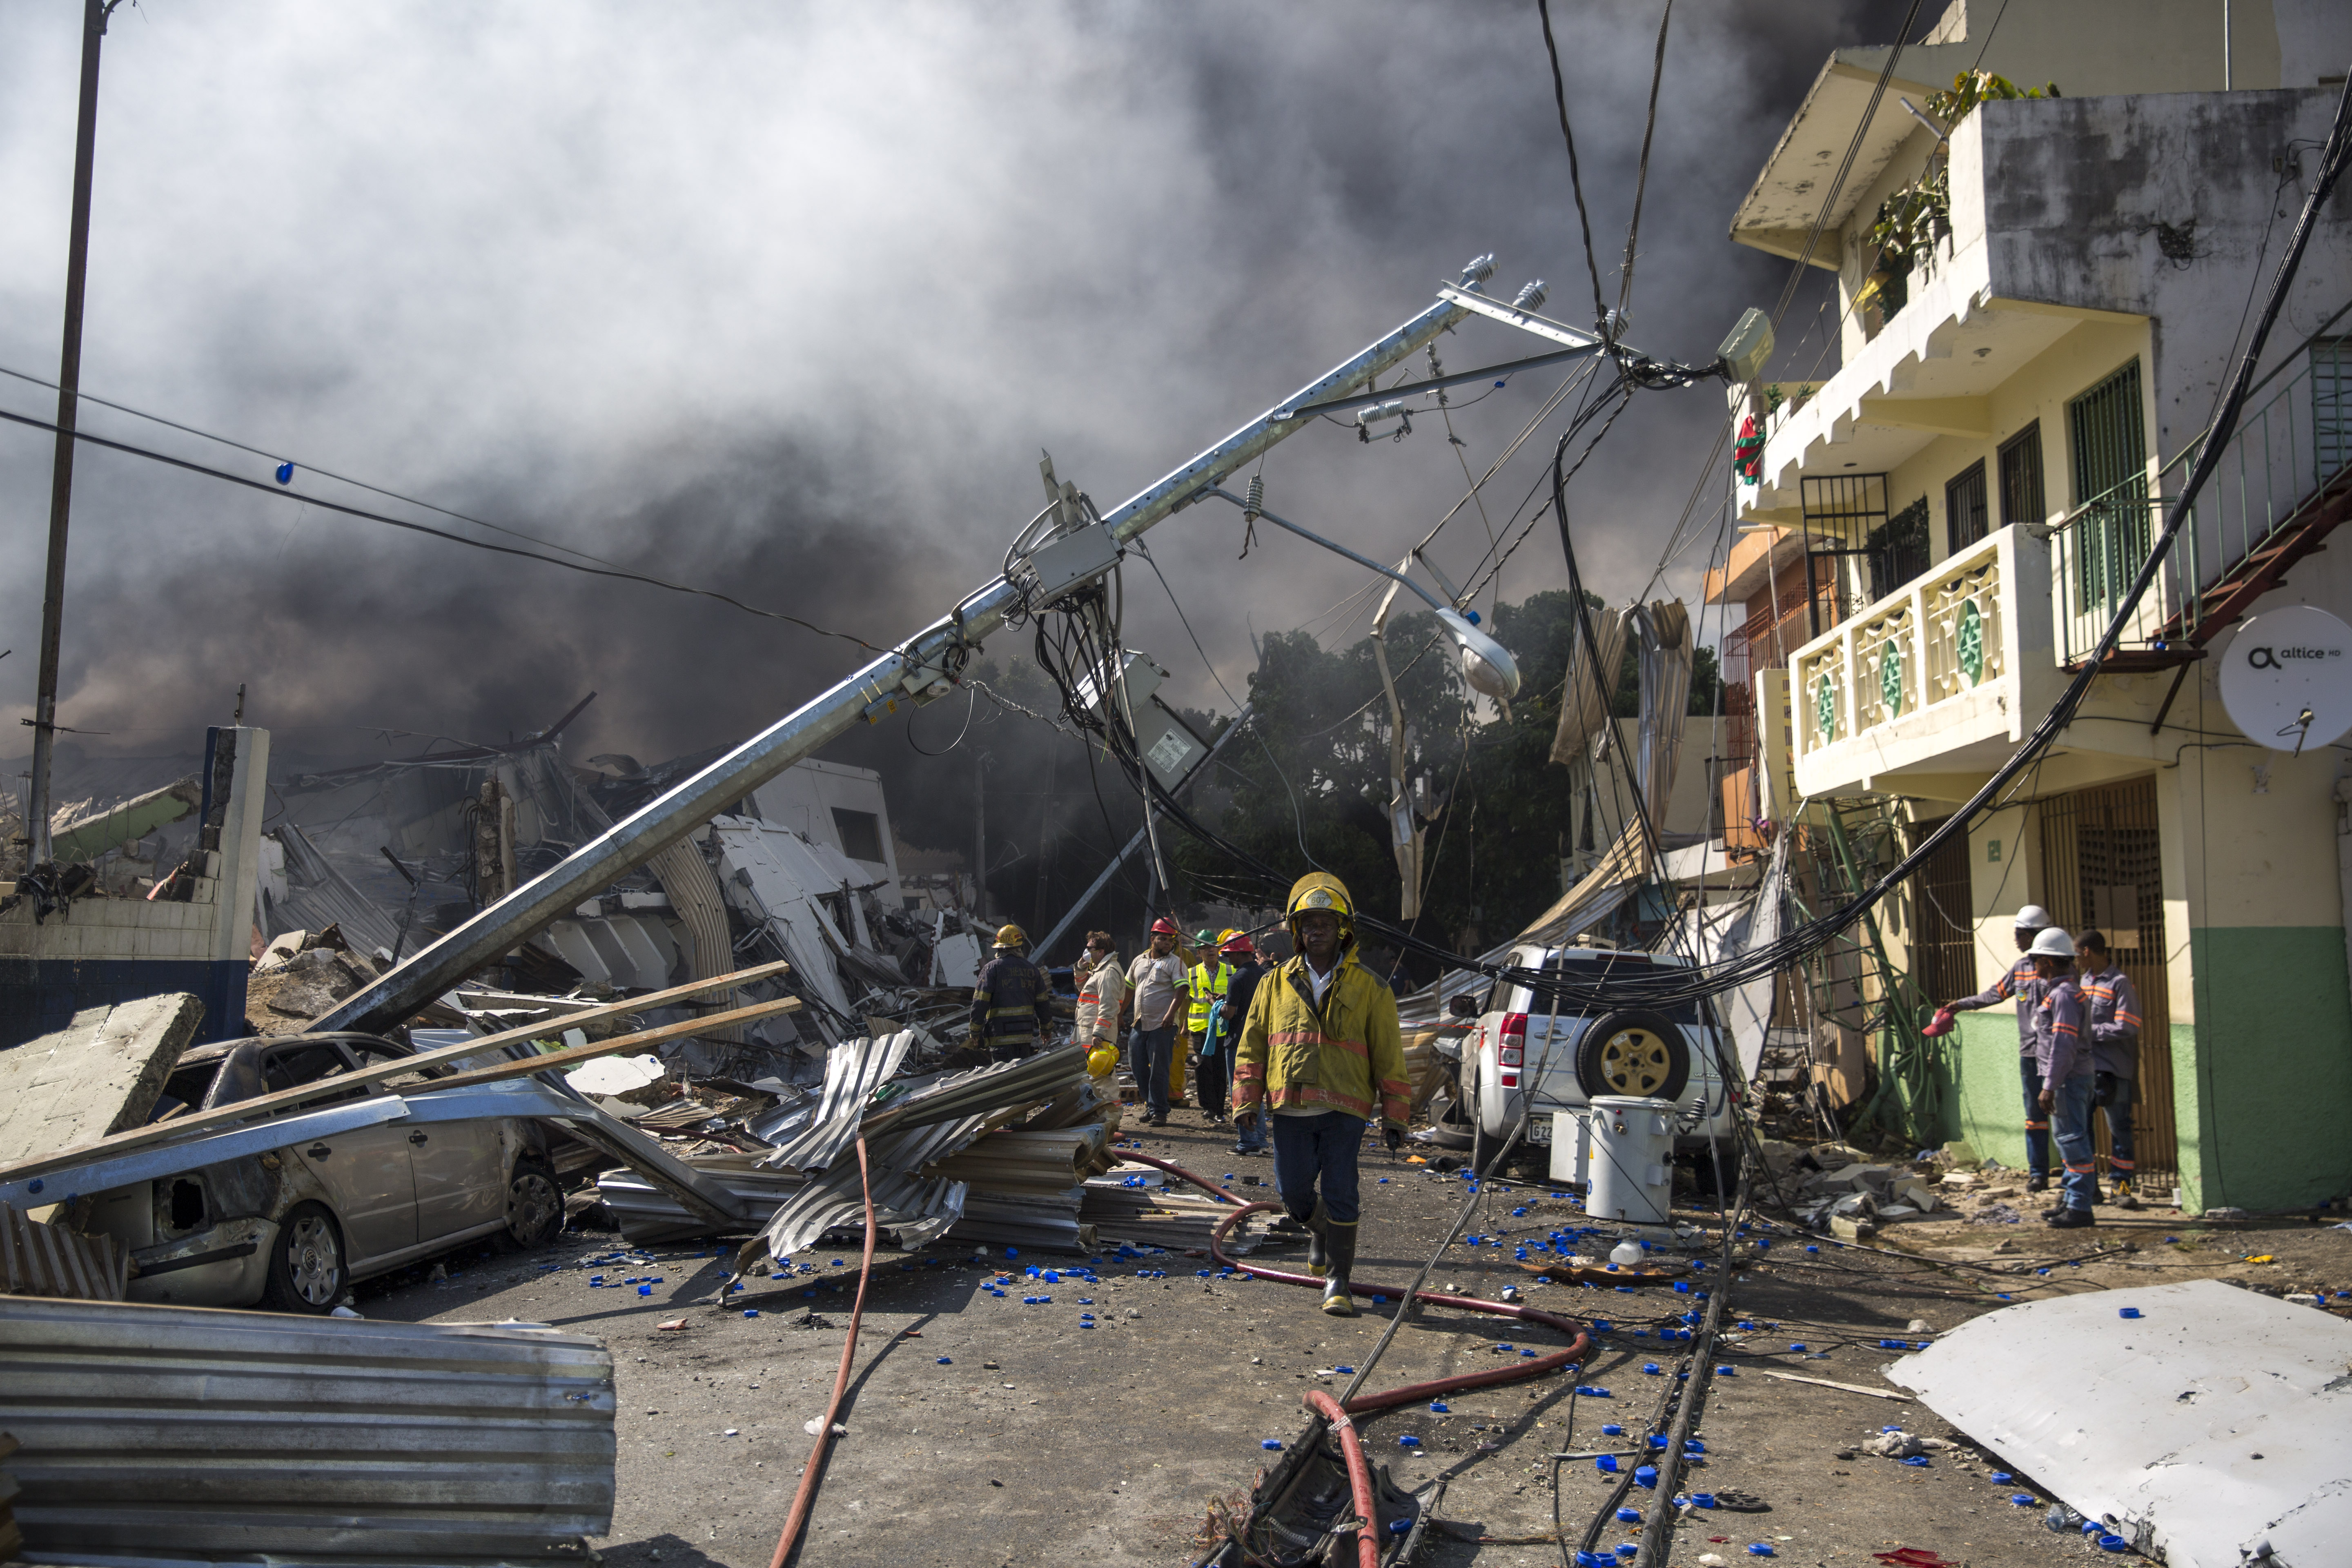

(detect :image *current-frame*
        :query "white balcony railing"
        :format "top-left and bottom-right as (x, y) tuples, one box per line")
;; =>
(1793, 526), (2013, 766)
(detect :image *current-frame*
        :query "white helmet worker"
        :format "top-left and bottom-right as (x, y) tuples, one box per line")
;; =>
(2027, 927), (2076, 960)
(2013, 904), (2054, 930)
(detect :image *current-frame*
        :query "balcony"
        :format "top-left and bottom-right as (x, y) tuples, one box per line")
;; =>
(2054, 339), (2352, 670)
(1788, 525), (2064, 800)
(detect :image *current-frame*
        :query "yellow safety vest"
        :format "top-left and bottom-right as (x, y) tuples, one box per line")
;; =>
(1186, 961), (1231, 1033)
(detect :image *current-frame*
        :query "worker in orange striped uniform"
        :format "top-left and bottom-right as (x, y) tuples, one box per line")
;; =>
(2076, 929), (2143, 1209)
(2027, 927), (2096, 1229)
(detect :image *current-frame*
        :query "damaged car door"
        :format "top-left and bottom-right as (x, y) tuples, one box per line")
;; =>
(265, 1040), (419, 1263)
(347, 1039), (505, 1239)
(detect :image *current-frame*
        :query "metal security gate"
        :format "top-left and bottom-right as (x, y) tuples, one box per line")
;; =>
(2038, 777), (2176, 1185)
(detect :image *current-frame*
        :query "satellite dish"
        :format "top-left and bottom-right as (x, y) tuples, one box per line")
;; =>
(2217, 604), (2352, 756)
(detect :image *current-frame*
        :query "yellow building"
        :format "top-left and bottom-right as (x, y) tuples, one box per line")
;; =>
(1714, 0), (2352, 1211)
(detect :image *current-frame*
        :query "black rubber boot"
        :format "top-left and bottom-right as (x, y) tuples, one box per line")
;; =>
(1320, 1223), (1359, 1316)
(1305, 1200), (1330, 1278)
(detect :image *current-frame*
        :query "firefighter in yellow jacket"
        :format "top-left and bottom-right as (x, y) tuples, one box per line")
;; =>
(1232, 873), (1410, 1316)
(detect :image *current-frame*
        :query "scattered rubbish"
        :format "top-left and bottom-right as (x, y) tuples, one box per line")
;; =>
(803, 1418), (847, 1437)
(656, 1319), (689, 1332)
(329, 1305), (363, 1319)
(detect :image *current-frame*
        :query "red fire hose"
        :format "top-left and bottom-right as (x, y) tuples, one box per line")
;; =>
(1120, 1152), (1594, 1408)
(1303, 1390), (1382, 1568)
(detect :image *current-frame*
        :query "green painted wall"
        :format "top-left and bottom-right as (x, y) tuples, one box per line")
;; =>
(2179, 925), (2352, 1214)
(1938, 1011), (2033, 1169)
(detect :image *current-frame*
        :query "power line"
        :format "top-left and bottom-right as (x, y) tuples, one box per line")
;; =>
(1536, 0), (1610, 332)
(0, 405), (888, 653)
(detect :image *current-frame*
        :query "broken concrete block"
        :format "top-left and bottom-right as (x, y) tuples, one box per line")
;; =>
(0, 993), (203, 1163)
(1830, 1214), (1877, 1240)
(1941, 1139), (1980, 1168)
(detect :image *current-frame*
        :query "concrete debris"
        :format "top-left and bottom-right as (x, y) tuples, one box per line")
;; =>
(0, 994), (203, 1167)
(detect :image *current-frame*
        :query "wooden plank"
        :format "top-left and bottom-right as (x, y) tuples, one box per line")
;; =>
(402, 996), (802, 1093)
(1757, 1369), (1911, 1401)
(0, 958), (797, 1187)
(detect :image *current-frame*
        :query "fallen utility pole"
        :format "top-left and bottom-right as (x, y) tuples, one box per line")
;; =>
(25, 0), (125, 868)
(320, 255), (1532, 1037)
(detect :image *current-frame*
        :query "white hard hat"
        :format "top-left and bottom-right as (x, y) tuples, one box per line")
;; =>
(2013, 904), (2053, 930)
(2027, 926), (2076, 959)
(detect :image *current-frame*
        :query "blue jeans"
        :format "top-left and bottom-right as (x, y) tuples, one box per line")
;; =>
(2049, 1073), (2098, 1212)
(1270, 1111), (1366, 1226)
(2019, 1056), (2052, 1179)
(1233, 1103), (1267, 1152)
(1128, 1024), (1177, 1120)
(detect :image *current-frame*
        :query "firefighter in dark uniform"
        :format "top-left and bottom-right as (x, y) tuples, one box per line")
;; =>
(970, 924), (1054, 1063)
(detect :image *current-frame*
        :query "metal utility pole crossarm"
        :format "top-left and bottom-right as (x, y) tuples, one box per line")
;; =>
(319, 256), (1526, 1036)
(26, 0), (124, 869)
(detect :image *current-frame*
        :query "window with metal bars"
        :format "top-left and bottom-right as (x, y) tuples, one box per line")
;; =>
(2314, 336), (2351, 482)
(1998, 422), (2045, 528)
(1944, 459), (1989, 554)
(2068, 361), (2149, 610)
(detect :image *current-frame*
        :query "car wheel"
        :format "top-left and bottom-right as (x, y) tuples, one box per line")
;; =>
(502, 1162), (564, 1251)
(1575, 1009), (1691, 1102)
(262, 1201), (347, 1315)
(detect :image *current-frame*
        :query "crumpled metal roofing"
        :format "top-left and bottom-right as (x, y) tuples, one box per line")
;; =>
(0, 1296), (614, 1560)
(759, 1114), (984, 1258)
(862, 1042), (1091, 1136)
(760, 1030), (917, 1172)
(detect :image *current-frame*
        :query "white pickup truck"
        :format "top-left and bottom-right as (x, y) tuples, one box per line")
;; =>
(1452, 943), (1740, 1180)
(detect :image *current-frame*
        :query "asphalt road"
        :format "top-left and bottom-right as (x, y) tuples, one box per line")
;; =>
(357, 1108), (2348, 1567)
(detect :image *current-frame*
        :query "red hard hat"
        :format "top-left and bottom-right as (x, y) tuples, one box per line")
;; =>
(1220, 933), (1256, 958)
(1151, 917), (1179, 935)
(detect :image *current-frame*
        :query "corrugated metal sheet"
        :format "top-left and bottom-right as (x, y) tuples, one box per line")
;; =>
(0, 1205), (127, 1301)
(596, 1156), (808, 1245)
(761, 1031), (915, 1172)
(759, 1115), (982, 1257)
(0, 1296), (614, 1561)
(862, 1043), (1091, 1136)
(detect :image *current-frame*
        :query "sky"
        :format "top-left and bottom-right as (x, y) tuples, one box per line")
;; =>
(0, 0), (1932, 782)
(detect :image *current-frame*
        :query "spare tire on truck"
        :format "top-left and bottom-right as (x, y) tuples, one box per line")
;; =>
(1575, 1008), (1690, 1101)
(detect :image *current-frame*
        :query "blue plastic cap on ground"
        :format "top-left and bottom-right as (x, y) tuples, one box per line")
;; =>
(637, 1285), (652, 1296)
(1601, 1424), (1623, 1436)
(1902, 1455), (1929, 1467)
(1746, 1546), (1776, 1557)
(1336, 1365), (1355, 1373)
(1693, 1493), (1715, 1508)
(1398, 1435), (1420, 1447)
(1005, 1248), (1018, 1258)
(1616, 1507), (1641, 1523)
(2099, 1535), (2128, 1552)
(2119, 1307), (2142, 1319)
(1595, 1456), (1619, 1473)
(1717, 1365), (1736, 1376)
(1634, 1466), (1658, 1488)
(1643, 1363), (1662, 1375)
(1430, 1401), (1450, 1413)
(936, 1356), (952, 1363)
(2011, 1494), (2037, 1506)
(1262, 1439), (1283, 1450)
(1990, 1471), (2013, 1482)
(1389, 1519), (1410, 1534)
(743, 1309), (758, 1318)
(1789, 1343), (1807, 1352)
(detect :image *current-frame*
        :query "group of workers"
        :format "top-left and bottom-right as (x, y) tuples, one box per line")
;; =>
(970, 871), (1412, 1316)
(1942, 902), (2141, 1228)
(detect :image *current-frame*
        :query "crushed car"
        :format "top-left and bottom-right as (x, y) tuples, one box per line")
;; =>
(74, 1031), (566, 1314)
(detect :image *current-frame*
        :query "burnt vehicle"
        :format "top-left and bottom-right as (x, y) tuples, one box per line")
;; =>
(77, 1032), (566, 1314)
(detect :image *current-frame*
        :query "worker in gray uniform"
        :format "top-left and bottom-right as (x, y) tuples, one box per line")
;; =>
(2076, 929), (2143, 1208)
(1943, 904), (2053, 1192)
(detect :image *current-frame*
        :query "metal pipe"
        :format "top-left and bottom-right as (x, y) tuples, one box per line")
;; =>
(27, 0), (122, 868)
(321, 263), (1497, 1034)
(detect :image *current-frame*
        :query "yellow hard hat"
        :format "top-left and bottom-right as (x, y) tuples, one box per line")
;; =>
(1218, 928), (1241, 945)
(993, 923), (1029, 949)
(1086, 1044), (1120, 1078)
(1285, 872), (1356, 946)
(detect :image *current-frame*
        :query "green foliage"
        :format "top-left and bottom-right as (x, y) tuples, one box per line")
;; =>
(1862, 72), (2059, 309)
(1176, 590), (1723, 956)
